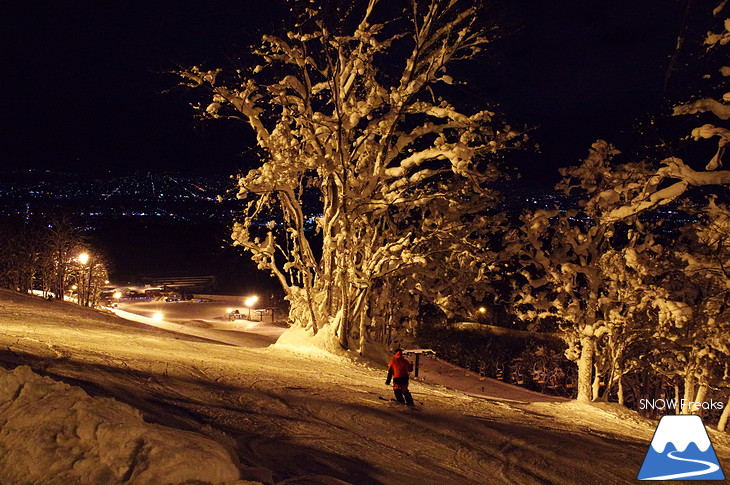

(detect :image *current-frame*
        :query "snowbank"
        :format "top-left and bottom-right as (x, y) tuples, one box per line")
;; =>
(272, 324), (347, 359)
(0, 365), (255, 485)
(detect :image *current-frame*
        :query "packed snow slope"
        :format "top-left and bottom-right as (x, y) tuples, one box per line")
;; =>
(0, 290), (728, 485)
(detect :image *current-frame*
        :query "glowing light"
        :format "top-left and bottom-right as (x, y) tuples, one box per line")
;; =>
(478, 307), (486, 313)
(113, 292), (122, 299)
(78, 253), (89, 265)
(152, 313), (163, 321)
(244, 296), (259, 308)
(226, 308), (234, 314)
(244, 295), (259, 319)
(71, 285), (78, 290)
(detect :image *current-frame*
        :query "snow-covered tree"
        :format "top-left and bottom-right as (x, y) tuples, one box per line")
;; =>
(70, 251), (108, 308)
(589, 4), (730, 420)
(604, 4), (730, 222)
(178, 0), (517, 352)
(508, 141), (667, 402)
(594, 244), (663, 405)
(0, 221), (44, 294)
(44, 215), (84, 300)
(653, 199), (730, 415)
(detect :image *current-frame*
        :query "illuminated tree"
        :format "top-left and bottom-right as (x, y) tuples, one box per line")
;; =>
(509, 141), (665, 402)
(650, 200), (730, 415)
(604, 6), (730, 222)
(596, 4), (730, 420)
(67, 250), (109, 308)
(178, 0), (518, 352)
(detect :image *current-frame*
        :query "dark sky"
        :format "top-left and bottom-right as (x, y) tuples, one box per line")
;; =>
(2, 0), (685, 182)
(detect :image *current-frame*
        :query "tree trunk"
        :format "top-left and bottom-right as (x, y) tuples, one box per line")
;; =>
(681, 376), (695, 415)
(355, 290), (369, 355)
(592, 370), (603, 402)
(618, 376), (625, 406)
(338, 290), (351, 350)
(674, 383), (682, 415)
(718, 396), (729, 432)
(693, 385), (708, 416)
(576, 336), (595, 402)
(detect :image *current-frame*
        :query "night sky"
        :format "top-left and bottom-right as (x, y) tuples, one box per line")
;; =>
(3, 0), (685, 183)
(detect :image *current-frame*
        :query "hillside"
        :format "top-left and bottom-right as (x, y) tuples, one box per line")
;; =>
(0, 289), (727, 484)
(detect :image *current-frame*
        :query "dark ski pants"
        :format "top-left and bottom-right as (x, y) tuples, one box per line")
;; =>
(393, 377), (414, 406)
(394, 388), (414, 406)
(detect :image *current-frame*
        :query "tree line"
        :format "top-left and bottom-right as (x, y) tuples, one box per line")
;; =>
(0, 215), (109, 307)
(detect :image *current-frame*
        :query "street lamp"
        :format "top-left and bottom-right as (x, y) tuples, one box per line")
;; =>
(477, 307), (487, 324)
(76, 252), (92, 306)
(152, 312), (163, 321)
(245, 295), (259, 319)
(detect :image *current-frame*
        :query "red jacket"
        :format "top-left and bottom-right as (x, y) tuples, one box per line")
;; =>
(388, 351), (413, 379)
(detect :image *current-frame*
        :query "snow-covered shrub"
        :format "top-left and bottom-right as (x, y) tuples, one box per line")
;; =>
(416, 325), (572, 397)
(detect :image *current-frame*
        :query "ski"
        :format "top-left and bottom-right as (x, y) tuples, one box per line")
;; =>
(378, 396), (423, 410)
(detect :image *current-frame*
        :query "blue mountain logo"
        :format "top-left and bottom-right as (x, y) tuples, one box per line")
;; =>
(638, 415), (726, 480)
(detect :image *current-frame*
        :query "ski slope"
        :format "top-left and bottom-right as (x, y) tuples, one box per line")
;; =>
(0, 290), (728, 484)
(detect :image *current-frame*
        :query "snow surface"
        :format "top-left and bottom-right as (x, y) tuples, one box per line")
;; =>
(0, 365), (250, 485)
(0, 289), (728, 484)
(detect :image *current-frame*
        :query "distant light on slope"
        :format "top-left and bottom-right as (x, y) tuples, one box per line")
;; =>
(245, 296), (259, 307)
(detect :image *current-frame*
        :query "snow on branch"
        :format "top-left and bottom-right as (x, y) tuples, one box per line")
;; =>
(674, 99), (730, 120)
(601, 12), (730, 223)
(177, 0), (514, 351)
(605, 157), (730, 222)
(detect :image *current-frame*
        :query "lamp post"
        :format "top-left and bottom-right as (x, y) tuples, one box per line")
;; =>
(77, 252), (92, 307)
(477, 306), (487, 324)
(245, 295), (259, 320)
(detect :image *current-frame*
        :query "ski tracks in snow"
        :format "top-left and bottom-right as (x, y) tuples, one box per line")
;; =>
(0, 293), (694, 485)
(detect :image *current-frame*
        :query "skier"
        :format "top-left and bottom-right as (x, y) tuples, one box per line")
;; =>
(385, 348), (415, 406)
